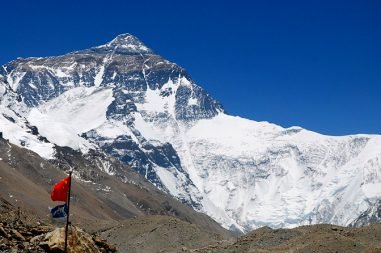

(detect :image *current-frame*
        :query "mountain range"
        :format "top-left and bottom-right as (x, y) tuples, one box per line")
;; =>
(0, 33), (380, 233)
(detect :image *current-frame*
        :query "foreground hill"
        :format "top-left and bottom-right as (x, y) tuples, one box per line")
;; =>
(0, 137), (232, 251)
(188, 223), (381, 253)
(0, 197), (232, 253)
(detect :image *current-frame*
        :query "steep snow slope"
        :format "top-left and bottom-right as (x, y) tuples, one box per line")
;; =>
(28, 86), (113, 152)
(1, 34), (380, 232)
(180, 115), (381, 230)
(0, 78), (55, 158)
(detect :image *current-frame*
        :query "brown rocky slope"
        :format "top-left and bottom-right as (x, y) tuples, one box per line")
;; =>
(188, 223), (381, 253)
(0, 137), (233, 252)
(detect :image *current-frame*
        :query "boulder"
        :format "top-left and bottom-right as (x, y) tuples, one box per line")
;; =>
(92, 234), (117, 252)
(0, 226), (9, 238)
(11, 229), (25, 241)
(39, 225), (101, 253)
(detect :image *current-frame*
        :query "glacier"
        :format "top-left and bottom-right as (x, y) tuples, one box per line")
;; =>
(0, 33), (380, 232)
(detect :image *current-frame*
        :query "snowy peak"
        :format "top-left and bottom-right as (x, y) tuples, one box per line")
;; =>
(90, 33), (153, 55)
(108, 33), (146, 46)
(0, 33), (223, 120)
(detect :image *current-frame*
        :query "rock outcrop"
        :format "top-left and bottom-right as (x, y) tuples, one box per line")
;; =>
(39, 226), (112, 253)
(0, 204), (116, 253)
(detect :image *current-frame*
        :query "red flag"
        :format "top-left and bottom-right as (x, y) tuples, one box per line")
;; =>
(51, 176), (70, 202)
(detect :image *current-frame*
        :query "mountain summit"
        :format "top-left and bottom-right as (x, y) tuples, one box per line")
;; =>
(88, 33), (153, 55)
(1, 33), (381, 232)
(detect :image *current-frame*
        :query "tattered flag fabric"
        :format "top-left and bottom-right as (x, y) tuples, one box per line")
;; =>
(51, 176), (70, 202)
(50, 203), (67, 218)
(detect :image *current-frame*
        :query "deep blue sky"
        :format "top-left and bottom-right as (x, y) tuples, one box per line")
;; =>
(1, 0), (380, 135)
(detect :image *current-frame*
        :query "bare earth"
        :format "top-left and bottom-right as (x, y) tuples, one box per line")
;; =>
(188, 224), (381, 253)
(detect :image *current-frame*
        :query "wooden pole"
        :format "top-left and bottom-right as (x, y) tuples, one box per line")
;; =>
(64, 171), (72, 253)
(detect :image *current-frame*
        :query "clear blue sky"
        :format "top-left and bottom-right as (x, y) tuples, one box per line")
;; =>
(1, 0), (380, 135)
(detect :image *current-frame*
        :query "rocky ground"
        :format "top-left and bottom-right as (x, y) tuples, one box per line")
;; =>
(0, 197), (116, 252)
(188, 224), (381, 253)
(95, 215), (233, 253)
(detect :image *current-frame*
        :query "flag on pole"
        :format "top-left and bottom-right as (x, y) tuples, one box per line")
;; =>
(49, 203), (68, 218)
(49, 173), (73, 253)
(51, 176), (71, 202)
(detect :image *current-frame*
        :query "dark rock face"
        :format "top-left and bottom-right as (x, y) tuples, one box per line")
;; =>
(106, 88), (137, 118)
(175, 84), (222, 120)
(90, 133), (165, 187)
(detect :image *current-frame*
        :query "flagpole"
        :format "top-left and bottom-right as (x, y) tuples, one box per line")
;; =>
(64, 171), (72, 253)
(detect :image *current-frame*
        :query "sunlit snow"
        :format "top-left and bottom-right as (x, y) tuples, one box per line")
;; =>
(27, 86), (114, 152)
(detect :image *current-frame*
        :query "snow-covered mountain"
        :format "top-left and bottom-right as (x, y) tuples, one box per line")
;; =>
(1, 33), (380, 232)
